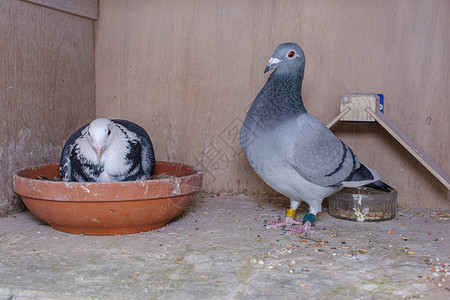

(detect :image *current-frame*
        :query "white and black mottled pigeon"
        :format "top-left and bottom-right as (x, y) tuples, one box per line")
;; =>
(60, 118), (155, 182)
(240, 42), (392, 235)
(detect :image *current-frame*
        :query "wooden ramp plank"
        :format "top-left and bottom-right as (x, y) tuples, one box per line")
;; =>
(365, 109), (450, 189)
(20, 0), (98, 20)
(327, 107), (351, 129)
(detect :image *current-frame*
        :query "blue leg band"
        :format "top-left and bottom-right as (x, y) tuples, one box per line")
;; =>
(302, 213), (316, 225)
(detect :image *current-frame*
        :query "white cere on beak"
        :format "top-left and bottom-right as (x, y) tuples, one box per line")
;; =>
(265, 57), (282, 73)
(267, 57), (281, 67)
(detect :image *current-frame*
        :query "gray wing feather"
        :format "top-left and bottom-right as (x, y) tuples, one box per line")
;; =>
(112, 119), (155, 178)
(288, 114), (360, 187)
(60, 123), (89, 181)
(139, 135), (155, 177)
(60, 144), (73, 181)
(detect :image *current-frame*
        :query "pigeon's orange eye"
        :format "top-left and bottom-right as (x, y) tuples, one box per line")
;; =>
(288, 51), (295, 58)
(107, 129), (111, 136)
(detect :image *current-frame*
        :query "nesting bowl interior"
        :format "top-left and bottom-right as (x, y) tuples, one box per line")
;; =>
(328, 186), (397, 222)
(13, 161), (203, 235)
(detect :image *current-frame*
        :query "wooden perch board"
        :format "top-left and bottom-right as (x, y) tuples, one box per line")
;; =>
(20, 0), (98, 20)
(328, 94), (450, 190)
(366, 109), (450, 190)
(340, 93), (379, 122)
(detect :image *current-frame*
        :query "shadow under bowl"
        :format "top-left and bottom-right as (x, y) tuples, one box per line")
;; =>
(13, 161), (203, 235)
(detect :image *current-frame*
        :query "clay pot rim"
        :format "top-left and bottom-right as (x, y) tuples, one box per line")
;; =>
(13, 161), (202, 185)
(13, 161), (203, 202)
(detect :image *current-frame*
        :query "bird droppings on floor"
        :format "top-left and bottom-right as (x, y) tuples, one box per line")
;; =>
(0, 194), (448, 299)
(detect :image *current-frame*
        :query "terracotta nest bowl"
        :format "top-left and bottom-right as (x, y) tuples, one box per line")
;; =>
(13, 161), (203, 235)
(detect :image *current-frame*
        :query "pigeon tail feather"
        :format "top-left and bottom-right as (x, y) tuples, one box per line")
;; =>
(341, 165), (381, 188)
(365, 180), (394, 192)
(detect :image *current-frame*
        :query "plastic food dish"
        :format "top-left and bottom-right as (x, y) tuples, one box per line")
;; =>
(328, 186), (397, 222)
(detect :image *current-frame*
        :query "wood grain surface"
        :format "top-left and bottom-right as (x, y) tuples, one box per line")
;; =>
(0, 0), (95, 215)
(101, 1), (449, 208)
(21, 0), (98, 20)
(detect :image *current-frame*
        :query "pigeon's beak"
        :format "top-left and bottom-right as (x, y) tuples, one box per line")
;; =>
(95, 147), (104, 160)
(265, 57), (281, 73)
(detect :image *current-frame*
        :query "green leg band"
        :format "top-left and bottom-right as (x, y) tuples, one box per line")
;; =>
(303, 213), (316, 225)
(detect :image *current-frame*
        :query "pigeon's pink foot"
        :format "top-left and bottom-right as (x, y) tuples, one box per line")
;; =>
(263, 216), (302, 230)
(285, 221), (313, 235)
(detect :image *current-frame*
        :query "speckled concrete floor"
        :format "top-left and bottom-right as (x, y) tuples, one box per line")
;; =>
(0, 194), (448, 300)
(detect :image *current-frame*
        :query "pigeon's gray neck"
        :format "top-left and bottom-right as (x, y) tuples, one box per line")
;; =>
(268, 71), (306, 112)
(245, 71), (306, 130)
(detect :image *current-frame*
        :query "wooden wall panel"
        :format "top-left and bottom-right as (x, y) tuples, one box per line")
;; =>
(20, 0), (98, 20)
(0, 0), (95, 215)
(95, 0), (449, 208)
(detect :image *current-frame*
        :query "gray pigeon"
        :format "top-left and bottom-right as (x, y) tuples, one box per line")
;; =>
(60, 118), (155, 182)
(240, 42), (391, 234)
